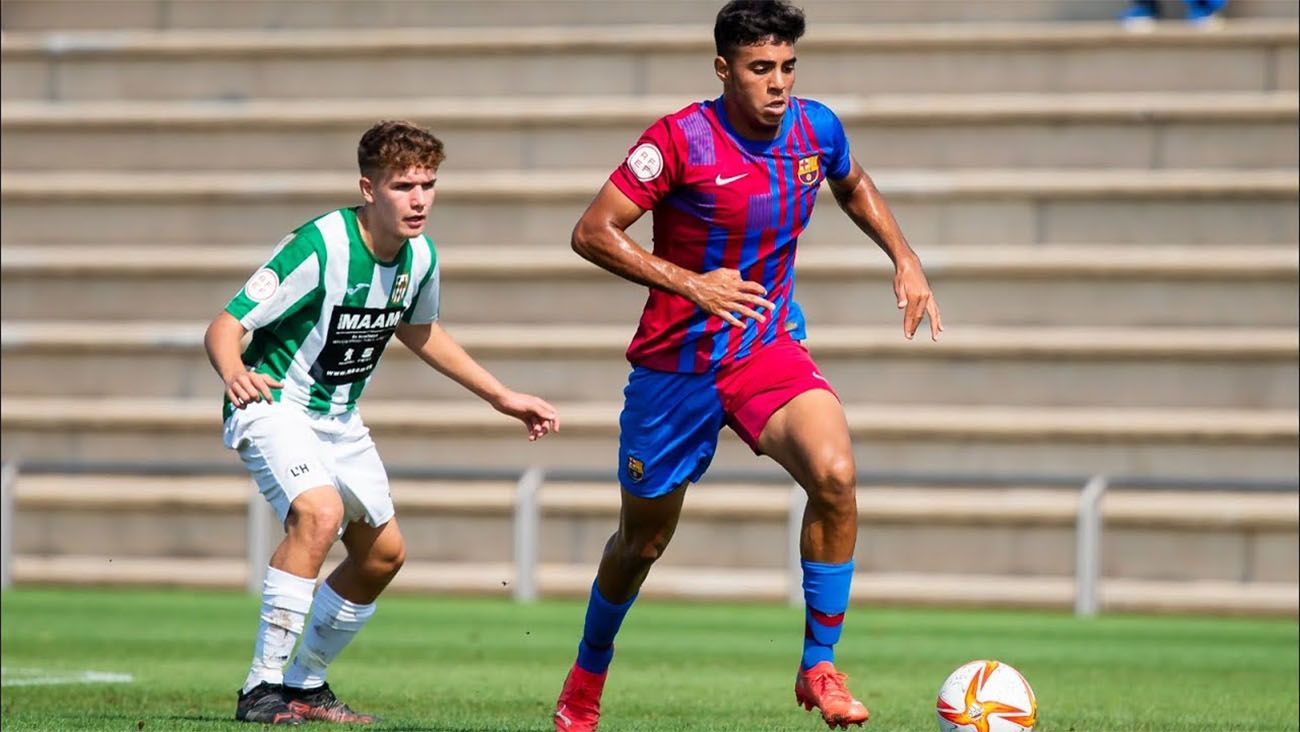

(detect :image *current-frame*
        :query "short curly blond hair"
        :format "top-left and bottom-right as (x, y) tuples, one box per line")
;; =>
(357, 120), (445, 177)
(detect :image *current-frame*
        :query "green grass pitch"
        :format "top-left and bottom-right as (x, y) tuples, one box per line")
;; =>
(2, 587), (1296, 731)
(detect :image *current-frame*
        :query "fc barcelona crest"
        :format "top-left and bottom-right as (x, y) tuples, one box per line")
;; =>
(797, 156), (820, 186)
(390, 273), (410, 306)
(626, 455), (645, 482)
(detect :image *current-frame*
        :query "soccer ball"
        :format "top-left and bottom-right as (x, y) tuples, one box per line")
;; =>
(935, 659), (1037, 732)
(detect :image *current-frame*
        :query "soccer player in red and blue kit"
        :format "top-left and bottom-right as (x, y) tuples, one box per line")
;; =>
(553, 2), (942, 729)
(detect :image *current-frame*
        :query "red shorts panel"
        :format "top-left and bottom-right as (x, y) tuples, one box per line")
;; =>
(715, 341), (839, 453)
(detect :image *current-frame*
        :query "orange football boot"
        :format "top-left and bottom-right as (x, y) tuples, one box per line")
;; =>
(795, 661), (870, 728)
(554, 663), (606, 732)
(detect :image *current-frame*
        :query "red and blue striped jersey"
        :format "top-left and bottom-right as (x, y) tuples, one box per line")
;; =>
(609, 96), (852, 373)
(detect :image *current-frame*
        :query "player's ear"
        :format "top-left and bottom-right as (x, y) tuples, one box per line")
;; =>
(359, 173), (376, 204)
(714, 55), (729, 84)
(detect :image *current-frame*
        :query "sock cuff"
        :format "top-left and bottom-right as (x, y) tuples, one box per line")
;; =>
(590, 580), (637, 612)
(800, 559), (855, 576)
(315, 581), (376, 631)
(801, 559), (855, 615)
(264, 566), (316, 614)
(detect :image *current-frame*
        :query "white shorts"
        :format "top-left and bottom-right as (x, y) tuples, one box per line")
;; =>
(223, 401), (394, 530)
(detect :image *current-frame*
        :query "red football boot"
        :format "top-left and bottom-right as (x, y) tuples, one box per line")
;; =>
(795, 661), (870, 728)
(554, 663), (606, 731)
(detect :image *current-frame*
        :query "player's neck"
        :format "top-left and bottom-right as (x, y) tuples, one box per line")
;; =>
(355, 205), (406, 262)
(720, 94), (781, 142)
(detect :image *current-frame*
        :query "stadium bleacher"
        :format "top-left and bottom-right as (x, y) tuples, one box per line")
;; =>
(1, 0), (1296, 614)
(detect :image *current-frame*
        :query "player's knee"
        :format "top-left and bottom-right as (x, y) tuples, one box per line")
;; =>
(369, 542), (406, 580)
(806, 456), (857, 515)
(613, 531), (669, 570)
(287, 491), (345, 550)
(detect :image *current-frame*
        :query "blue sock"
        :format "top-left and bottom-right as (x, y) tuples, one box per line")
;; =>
(801, 559), (854, 670)
(575, 581), (637, 674)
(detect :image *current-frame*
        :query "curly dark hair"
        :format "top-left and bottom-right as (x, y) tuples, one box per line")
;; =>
(714, 0), (806, 59)
(357, 120), (445, 177)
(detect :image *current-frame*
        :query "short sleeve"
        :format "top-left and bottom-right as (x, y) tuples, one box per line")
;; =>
(225, 229), (322, 331)
(805, 100), (852, 181)
(404, 252), (440, 324)
(608, 116), (682, 210)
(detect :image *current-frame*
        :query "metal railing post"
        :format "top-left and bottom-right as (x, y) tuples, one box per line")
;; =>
(1, 462), (18, 589)
(1075, 474), (1108, 617)
(788, 482), (807, 607)
(246, 484), (274, 595)
(513, 467), (544, 603)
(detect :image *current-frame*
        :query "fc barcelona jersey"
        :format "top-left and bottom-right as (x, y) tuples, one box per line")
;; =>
(609, 96), (852, 373)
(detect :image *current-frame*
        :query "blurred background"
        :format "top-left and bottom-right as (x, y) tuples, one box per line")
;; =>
(0, 0), (1296, 618)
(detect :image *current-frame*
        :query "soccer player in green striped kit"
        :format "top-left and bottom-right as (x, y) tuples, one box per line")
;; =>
(205, 120), (560, 725)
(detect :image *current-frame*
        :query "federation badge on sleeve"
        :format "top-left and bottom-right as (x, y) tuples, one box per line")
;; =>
(627, 143), (664, 182)
(244, 268), (279, 302)
(797, 156), (820, 186)
(626, 455), (645, 482)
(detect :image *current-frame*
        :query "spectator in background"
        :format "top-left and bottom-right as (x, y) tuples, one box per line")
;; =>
(1122, 0), (1230, 30)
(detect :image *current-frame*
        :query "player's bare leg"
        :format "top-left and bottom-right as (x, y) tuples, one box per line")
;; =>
(328, 516), (407, 604)
(555, 485), (689, 731)
(282, 518), (405, 724)
(238, 485), (343, 725)
(271, 485), (349, 576)
(760, 390), (869, 728)
(597, 484), (689, 602)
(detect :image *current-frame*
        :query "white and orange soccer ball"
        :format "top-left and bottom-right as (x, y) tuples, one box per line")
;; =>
(935, 659), (1037, 732)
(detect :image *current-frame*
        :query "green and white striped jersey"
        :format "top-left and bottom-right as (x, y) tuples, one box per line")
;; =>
(224, 207), (439, 419)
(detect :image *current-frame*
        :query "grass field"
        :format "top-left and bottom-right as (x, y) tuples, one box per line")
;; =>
(1, 588), (1296, 731)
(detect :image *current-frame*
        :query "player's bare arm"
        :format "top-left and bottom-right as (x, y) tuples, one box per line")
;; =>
(572, 181), (776, 328)
(203, 311), (283, 408)
(394, 320), (558, 441)
(828, 159), (944, 341)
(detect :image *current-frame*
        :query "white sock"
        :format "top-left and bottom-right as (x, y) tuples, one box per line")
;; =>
(242, 567), (316, 694)
(283, 581), (376, 690)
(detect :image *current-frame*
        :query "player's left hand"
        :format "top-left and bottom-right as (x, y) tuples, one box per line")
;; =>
(894, 258), (943, 341)
(493, 391), (560, 441)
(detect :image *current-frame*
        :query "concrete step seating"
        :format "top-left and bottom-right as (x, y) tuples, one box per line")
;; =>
(3, 397), (1296, 481)
(3, 21), (1296, 101)
(3, 0), (1295, 31)
(9, 474), (1296, 614)
(3, 169), (1296, 247)
(3, 92), (1296, 170)
(4, 243), (1296, 327)
(3, 321), (1296, 409)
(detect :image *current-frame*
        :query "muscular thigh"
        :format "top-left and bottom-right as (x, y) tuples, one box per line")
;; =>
(757, 388), (855, 486)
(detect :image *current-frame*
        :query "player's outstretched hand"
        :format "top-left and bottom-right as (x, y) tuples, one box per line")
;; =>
(894, 258), (943, 341)
(493, 391), (560, 441)
(225, 369), (283, 409)
(686, 268), (776, 328)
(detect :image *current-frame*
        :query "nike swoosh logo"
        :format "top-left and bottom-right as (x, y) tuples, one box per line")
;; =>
(346, 283), (370, 296)
(812, 372), (827, 382)
(715, 173), (748, 186)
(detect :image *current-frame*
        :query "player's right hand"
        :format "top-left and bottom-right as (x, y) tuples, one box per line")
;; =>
(224, 369), (283, 409)
(686, 268), (776, 328)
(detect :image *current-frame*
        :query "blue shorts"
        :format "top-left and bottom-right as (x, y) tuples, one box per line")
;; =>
(616, 340), (837, 499)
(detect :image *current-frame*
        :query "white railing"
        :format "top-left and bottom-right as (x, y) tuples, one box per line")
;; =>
(1074, 474), (1108, 617)
(0, 461), (17, 590)
(0, 461), (1288, 616)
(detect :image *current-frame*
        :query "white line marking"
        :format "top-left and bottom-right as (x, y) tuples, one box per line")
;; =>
(0, 667), (134, 687)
